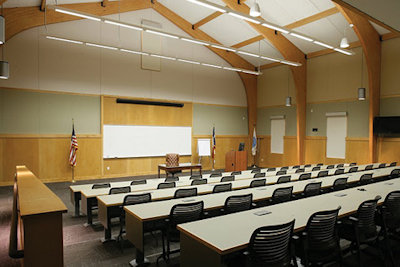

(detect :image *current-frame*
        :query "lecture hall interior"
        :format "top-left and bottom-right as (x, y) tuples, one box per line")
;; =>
(1, 0), (400, 266)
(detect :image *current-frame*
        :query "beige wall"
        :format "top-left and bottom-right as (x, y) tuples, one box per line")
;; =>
(381, 38), (400, 97)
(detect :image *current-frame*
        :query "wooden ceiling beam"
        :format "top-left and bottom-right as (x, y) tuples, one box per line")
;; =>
(151, 1), (257, 138)
(221, 0), (307, 164)
(232, 35), (263, 49)
(101, 0), (109, 8)
(335, 2), (381, 163)
(192, 11), (223, 30)
(40, 0), (46, 12)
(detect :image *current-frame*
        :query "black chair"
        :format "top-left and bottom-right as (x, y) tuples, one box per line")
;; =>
(280, 166), (289, 170)
(350, 162), (357, 166)
(339, 196), (382, 267)
(270, 186), (293, 204)
(109, 186), (131, 195)
(299, 207), (342, 266)
(390, 169), (400, 179)
(92, 183), (110, 189)
(165, 177), (179, 182)
(213, 183), (232, 193)
(336, 164), (344, 168)
(293, 165), (300, 169)
(210, 172), (222, 178)
(117, 193), (151, 251)
(221, 175), (235, 182)
(365, 164), (373, 170)
(390, 162), (397, 167)
(267, 168), (276, 172)
(305, 164), (312, 168)
(276, 170), (287, 175)
(332, 177), (348, 191)
(378, 163), (386, 168)
(130, 180), (146, 186)
(158, 201), (204, 263)
(174, 188), (197, 199)
(157, 182), (176, 189)
(295, 168), (305, 173)
(349, 166), (358, 173)
(253, 172), (266, 178)
(299, 173), (311, 180)
(327, 165), (335, 169)
(251, 169), (261, 174)
(250, 179), (266, 188)
(231, 171), (242, 175)
(317, 163), (324, 166)
(223, 194), (252, 214)
(312, 166), (320, 171)
(247, 220), (296, 267)
(191, 179), (207, 186)
(359, 173), (373, 185)
(301, 182), (322, 198)
(277, 175), (291, 184)
(317, 170), (329, 178)
(190, 174), (202, 180)
(334, 168), (345, 175)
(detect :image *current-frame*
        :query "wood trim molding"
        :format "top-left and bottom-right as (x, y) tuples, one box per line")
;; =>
(193, 135), (249, 139)
(192, 11), (223, 29)
(346, 137), (369, 141)
(305, 136), (327, 140)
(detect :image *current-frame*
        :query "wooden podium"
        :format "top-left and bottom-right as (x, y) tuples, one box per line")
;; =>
(225, 151), (247, 172)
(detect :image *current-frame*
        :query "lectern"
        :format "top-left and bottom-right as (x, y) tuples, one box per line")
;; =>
(225, 151), (247, 172)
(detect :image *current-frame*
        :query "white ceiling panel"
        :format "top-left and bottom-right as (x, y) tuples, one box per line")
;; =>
(307, 0), (335, 12)
(325, 13), (358, 43)
(370, 21), (391, 35)
(4, 0), (41, 7)
(199, 14), (260, 46)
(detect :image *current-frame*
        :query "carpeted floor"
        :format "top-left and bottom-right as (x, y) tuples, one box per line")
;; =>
(0, 171), (399, 267)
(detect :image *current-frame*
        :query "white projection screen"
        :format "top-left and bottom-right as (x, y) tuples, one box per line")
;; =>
(103, 125), (192, 158)
(326, 115), (347, 159)
(271, 118), (285, 154)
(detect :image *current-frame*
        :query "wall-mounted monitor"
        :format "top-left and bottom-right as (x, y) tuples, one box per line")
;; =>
(373, 116), (400, 136)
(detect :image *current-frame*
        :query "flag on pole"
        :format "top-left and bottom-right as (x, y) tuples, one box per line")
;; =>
(69, 125), (78, 167)
(252, 127), (257, 156)
(212, 126), (216, 159)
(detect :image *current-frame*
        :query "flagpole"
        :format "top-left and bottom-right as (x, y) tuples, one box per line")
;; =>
(71, 118), (75, 183)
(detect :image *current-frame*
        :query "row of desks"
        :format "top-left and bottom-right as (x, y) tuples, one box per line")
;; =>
(123, 165), (399, 266)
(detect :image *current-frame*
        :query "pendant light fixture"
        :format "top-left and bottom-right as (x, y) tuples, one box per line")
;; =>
(358, 50), (366, 100)
(249, 0), (261, 17)
(340, 24), (353, 48)
(286, 67), (292, 107)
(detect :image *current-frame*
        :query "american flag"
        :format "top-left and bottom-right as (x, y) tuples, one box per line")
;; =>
(69, 126), (78, 167)
(212, 126), (216, 159)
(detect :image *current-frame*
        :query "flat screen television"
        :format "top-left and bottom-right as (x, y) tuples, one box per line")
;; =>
(238, 142), (245, 151)
(373, 116), (400, 136)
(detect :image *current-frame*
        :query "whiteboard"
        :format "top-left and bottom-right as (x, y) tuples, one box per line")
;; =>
(271, 118), (285, 154)
(197, 139), (211, 156)
(103, 125), (192, 158)
(326, 116), (347, 159)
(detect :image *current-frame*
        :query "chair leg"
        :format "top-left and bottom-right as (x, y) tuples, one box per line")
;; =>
(355, 238), (362, 267)
(156, 230), (167, 266)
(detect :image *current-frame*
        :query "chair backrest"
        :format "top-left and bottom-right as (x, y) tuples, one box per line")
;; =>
(231, 171), (241, 175)
(165, 177), (179, 182)
(123, 193), (151, 206)
(277, 175), (291, 184)
(109, 186), (131, 195)
(312, 166), (320, 171)
(221, 175), (235, 182)
(336, 163), (344, 168)
(253, 172), (266, 178)
(280, 166), (289, 171)
(359, 173), (373, 185)
(382, 191), (400, 230)
(250, 178), (266, 188)
(390, 162), (397, 167)
(190, 174), (202, 180)
(390, 169), (400, 178)
(174, 188), (198, 199)
(251, 169), (261, 174)
(267, 168), (276, 172)
(191, 179), (207, 186)
(130, 180), (146, 186)
(378, 163), (386, 168)
(334, 168), (345, 175)
(169, 201), (204, 226)
(355, 197), (381, 240)
(365, 164), (373, 170)
(157, 182), (176, 189)
(304, 164), (312, 168)
(317, 170), (329, 178)
(209, 172), (222, 178)
(295, 168), (305, 173)
(213, 183), (232, 193)
(332, 177), (348, 191)
(292, 165), (300, 169)
(299, 173), (311, 180)
(317, 163), (323, 166)
(348, 166), (358, 173)
(271, 186), (293, 204)
(92, 183), (111, 189)
(305, 207), (341, 249)
(276, 170), (287, 176)
(326, 165), (335, 169)
(224, 194), (253, 214)
(303, 182), (322, 197)
(248, 220), (295, 267)
(350, 162), (357, 166)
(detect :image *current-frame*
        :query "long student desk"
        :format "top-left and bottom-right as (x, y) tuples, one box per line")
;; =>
(124, 166), (398, 266)
(70, 162), (352, 217)
(177, 177), (400, 267)
(158, 163), (202, 178)
(80, 163), (379, 225)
